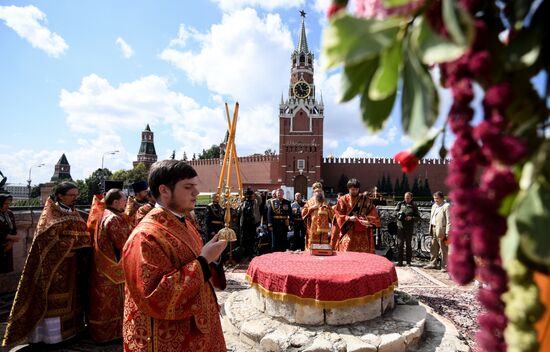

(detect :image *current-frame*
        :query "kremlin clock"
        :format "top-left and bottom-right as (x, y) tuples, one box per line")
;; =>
(293, 81), (310, 99)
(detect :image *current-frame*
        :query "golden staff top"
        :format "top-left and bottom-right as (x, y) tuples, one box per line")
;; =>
(216, 102), (241, 242)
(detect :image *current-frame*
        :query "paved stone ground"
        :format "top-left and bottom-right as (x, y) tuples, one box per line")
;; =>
(1, 257), (478, 352)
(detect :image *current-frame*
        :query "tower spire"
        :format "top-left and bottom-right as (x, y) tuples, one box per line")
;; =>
(297, 10), (309, 53)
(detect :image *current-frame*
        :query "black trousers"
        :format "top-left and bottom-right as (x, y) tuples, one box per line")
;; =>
(397, 225), (414, 264)
(271, 223), (288, 252)
(240, 222), (257, 258)
(290, 221), (305, 251)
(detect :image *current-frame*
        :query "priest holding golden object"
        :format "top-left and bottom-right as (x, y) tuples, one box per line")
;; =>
(302, 182), (334, 253)
(334, 178), (381, 253)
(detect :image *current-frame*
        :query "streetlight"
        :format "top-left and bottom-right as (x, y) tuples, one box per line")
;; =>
(100, 150), (119, 194)
(27, 163), (45, 198)
(101, 150), (119, 170)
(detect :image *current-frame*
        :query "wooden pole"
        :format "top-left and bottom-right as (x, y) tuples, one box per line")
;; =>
(217, 104), (232, 196)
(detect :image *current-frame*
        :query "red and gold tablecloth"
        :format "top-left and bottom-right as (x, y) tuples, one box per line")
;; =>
(245, 251), (398, 309)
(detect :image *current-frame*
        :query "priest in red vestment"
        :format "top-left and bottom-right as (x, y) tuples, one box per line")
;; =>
(89, 188), (132, 342)
(301, 182), (334, 250)
(334, 178), (381, 253)
(122, 160), (227, 352)
(2, 182), (91, 348)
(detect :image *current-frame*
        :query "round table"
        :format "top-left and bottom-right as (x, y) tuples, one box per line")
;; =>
(245, 251), (398, 325)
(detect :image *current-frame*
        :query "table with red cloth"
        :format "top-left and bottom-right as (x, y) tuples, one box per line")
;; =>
(245, 251), (398, 309)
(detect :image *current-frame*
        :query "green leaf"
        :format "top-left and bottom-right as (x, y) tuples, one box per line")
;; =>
(322, 15), (402, 69)
(509, 0), (536, 30)
(501, 212), (521, 269)
(340, 57), (379, 102)
(516, 180), (550, 267)
(358, 56), (397, 131)
(442, 0), (474, 46)
(412, 16), (466, 65)
(401, 36), (439, 140)
(382, 0), (413, 8)
(506, 24), (542, 69)
(369, 39), (402, 100)
(361, 88), (397, 132)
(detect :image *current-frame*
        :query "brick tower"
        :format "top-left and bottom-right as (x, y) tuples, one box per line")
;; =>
(51, 153), (72, 181)
(133, 124), (158, 168)
(278, 11), (324, 197)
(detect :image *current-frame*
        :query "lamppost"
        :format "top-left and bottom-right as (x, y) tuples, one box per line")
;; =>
(100, 150), (119, 194)
(27, 163), (45, 199)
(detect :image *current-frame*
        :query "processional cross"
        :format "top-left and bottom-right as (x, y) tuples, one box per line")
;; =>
(216, 102), (242, 264)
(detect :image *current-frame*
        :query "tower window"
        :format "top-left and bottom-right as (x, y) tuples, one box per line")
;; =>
(297, 159), (305, 171)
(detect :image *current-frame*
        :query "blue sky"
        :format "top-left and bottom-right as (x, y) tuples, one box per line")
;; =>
(0, 0), (446, 185)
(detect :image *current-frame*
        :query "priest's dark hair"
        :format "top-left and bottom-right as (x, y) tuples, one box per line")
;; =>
(104, 188), (124, 206)
(148, 160), (198, 199)
(54, 181), (78, 201)
(347, 178), (360, 189)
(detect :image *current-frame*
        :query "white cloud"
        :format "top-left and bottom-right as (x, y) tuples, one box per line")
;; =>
(56, 73), (280, 170)
(355, 134), (390, 147)
(160, 8), (293, 107)
(340, 146), (372, 158)
(312, 0), (331, 13)
(400, 134), (412, 145)
(115, 37), (134, 58)
(167, 24), (203, 48)
(0, 5), (68, 57)
(211, 0), (304, 12)
(59, 74), (230, 155)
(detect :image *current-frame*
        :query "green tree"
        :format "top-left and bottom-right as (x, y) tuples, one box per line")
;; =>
(12, 198), (40, 206)
(30, 185), (40, 198)
(337, 174), (349, 194)
(199, 145), (221, 159)
(127, 163), (149, 184)
(411, 176), (420, 195)
(393, 178), (401, 196)
(423, 178), (432, 198)
(75, 179), (90, 205)
(400, 173), (410, 194)
(84, 168), (110, 200)
(111, 169), (129, 181)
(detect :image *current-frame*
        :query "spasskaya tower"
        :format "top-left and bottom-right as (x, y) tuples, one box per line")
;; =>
(278, 10), (324, 197)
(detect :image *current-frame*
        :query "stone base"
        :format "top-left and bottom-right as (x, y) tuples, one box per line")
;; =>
(250, 287), (394, 326)
(223, 289), (426, 352)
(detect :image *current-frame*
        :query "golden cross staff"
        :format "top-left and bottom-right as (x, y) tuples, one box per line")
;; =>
(216, 102), (242, 243)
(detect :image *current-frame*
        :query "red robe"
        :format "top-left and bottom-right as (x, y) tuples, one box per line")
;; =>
(301, 198), (334, 250)
(334, 194), (381, 253)
(2, 198), (90, 347)
(135, 203), (153, 224)
(122, 208), (226, 352)
(89, 208), (132, 342)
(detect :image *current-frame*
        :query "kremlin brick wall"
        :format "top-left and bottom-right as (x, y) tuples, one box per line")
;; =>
(187, 155), (450, 196)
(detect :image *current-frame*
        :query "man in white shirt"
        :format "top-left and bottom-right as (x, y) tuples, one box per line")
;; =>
(423, 191), (451, 272)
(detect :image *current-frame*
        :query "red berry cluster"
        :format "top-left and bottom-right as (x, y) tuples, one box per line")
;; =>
(434, 1), (527, 351)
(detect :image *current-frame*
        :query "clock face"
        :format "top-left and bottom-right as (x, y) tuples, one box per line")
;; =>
(294, 81), (310, 99)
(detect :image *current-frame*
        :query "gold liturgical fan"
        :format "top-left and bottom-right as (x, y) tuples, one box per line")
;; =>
(216, 102), (242, 266)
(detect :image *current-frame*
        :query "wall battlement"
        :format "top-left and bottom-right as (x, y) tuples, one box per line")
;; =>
(322, 157), (451, 165)
(187, 155), (280, 166)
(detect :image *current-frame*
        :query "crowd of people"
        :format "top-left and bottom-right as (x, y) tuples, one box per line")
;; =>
(0, 160), (451, 351)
